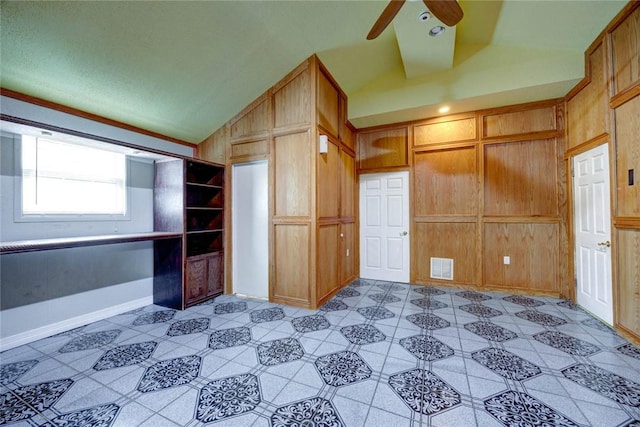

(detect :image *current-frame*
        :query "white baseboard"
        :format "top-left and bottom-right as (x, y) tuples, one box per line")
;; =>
(0, 295), (153, 352)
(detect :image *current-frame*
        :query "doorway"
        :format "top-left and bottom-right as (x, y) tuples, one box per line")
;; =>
(232, 161), (269, 299)
(359, 171), (410, 282)
(573, 144), (613, 324)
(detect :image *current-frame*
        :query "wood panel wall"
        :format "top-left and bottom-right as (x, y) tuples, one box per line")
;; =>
(315, 60), (358, 306)
(198, 55), (357, 309)
(610, 2), (640, 344)
(566, 39), (610, 150)
(565, 1), (640, 344)
(357, 99), (567, 297)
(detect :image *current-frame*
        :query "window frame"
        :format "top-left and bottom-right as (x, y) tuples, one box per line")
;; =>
(13, 134), (132, 223)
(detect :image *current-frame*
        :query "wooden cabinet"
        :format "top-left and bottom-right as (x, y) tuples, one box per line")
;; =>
(185, 252), (223, 305)
(154, 158), (225, 309)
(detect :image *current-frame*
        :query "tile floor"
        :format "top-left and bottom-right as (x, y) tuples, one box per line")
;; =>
(2, 279), (640, 426)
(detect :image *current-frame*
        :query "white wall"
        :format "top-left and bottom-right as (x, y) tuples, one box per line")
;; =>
(0, 96), (194, 350)
(0, 278), (153, 351)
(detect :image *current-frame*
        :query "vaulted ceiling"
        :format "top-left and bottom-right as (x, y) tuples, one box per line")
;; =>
(0, 1), (627, 144)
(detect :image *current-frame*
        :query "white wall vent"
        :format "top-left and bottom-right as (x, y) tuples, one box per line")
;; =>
(430, 257), (454, 280)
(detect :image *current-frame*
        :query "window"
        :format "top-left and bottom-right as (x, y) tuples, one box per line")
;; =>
(20, 135), (128, 218)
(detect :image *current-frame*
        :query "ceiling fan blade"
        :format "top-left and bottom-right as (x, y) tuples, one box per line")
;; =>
(367, 0), (406, 40)
(423, 0), (463, 26)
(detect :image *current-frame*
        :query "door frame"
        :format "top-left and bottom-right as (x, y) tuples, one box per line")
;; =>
(358, 170), (411, 282)
(568, 141), (616, 325)
(231, 160), (269, 299)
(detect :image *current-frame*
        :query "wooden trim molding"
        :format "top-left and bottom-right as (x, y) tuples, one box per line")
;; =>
(564, 133), (610, 159)
(0, 88), (196, 148)
(610, 83), (640, 109)
(614, 217), (640, 229)
(565, 37), (606, 101)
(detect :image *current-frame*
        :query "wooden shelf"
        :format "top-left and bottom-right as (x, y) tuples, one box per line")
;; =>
(0, 232), (182, 255)
(186, 182), (223, 189)
(155, 158), (225, 309)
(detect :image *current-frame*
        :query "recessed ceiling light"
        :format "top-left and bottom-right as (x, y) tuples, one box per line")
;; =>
(438, 106), (450, 114)
(429, 26), (446, 37)
(418, 11), (431, 22)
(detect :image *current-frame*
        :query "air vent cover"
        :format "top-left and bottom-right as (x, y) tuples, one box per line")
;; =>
(430, 257), (453, 280)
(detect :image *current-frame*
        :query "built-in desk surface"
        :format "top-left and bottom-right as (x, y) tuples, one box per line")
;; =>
(0, 232), (182, 254)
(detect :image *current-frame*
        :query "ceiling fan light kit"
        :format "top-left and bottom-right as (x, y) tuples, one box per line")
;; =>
(429, 25), (446, 36)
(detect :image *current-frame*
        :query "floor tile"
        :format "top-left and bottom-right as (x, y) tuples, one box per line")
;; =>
(2, 280), (640, 427)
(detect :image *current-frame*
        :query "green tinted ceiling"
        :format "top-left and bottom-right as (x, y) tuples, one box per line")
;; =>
(0, 1), (627, 143)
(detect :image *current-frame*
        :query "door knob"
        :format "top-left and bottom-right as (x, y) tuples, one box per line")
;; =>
(400, 231), (408, 236)
(597, 241), (611, 248)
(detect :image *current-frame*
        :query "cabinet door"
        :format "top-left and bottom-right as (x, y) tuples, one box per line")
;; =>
(207, 253), (224, 296)
(186, 258), (208, 304)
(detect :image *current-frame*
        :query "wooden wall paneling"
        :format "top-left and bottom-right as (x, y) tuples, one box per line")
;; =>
(273, 66), (311, 130)
(340, 150), (356, 219)
(413, 222), (477, 285)
(342, 121), (356, 152)
(230, 139), (269, 159)
(198, 125), (228, 165)
(229, 97), (269, 141)
(317, 224), (340, 302)
(616, 228), (640, 340)
(483, 222), (559, 294)
(317, 69), (340, 138)
(484, 139), (559, 216)
(614, 94), (640, 217)
(611, 4), (640, 96)
(317, 139), (340, 219)
(273, 224), (311, 306)
(413, 146), (477, 216)
(566, 40), (609, 149)
(555, 107), (571, 298)
(482, 104), (557, 139)
(340, 222), (356, 284)
(358, 126), (409, 170)
(274, 131), (312, 217)
(413, 115), (476, 147)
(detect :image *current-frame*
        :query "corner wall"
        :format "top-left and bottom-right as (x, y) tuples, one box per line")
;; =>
(357, 100), (568, 297)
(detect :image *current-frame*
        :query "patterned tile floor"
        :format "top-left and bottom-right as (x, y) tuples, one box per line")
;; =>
(2, 279), (640, 426)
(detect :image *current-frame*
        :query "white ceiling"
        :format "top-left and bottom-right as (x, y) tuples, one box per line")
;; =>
(0, 0), (628, 144)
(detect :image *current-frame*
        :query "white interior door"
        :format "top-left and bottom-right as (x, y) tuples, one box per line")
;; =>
(573, 144), (613, 324)
(232, 161), (269, 299)
(359, 171), (410, 282)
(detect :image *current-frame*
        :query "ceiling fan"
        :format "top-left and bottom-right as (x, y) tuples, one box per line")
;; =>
(367, 0), (463, 40)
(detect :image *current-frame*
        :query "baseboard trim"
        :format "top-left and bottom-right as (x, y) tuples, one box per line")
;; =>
(0, 296), (153, 352)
